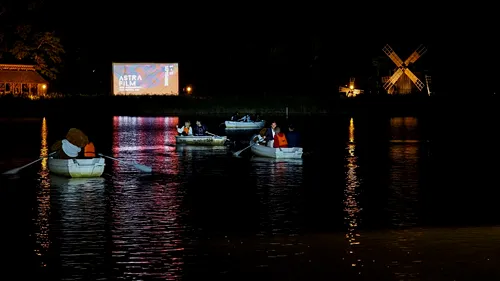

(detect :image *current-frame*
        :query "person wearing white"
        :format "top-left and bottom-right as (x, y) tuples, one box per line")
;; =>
(61, 139), (81, 157)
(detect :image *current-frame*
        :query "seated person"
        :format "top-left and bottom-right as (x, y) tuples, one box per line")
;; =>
(273, 126), (288, 148)
(231, 112), (239, 121)
(239, 114), (251, 122)
(252, 128), (268, 145)
(177, 121), (193, 136)
(286, 124), (301, 147)
(193, 120), (207, 136)
(265, 121), (277, 147)
(83, 141), (96, 158)
(50, 128), (89, 159)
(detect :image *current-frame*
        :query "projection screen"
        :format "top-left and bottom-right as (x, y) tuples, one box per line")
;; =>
(112, 63), (179, 95)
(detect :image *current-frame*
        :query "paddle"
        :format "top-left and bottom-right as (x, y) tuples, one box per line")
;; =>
(233, 143), (257, 157)
(2, 152), (56, 175)
(98, 153), (152, 173)
(205, 131), (227, 139)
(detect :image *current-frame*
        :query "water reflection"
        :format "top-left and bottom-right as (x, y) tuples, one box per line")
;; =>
(112, 116), (179, 174)
(389, 117), (420, 142)
(175, 145), (229, 177)
(387, 117), (422, 280)
(35, 117), (50, 267)
(50, 176), (107, 280)
(344, 118), (362, 273)
(110, 116), (187, 279)
(251, 155), (304, 266)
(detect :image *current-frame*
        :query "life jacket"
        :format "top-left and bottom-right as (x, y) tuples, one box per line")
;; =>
(274, 133), (288, 148)
(84, 142), (96, 158)
(183, 126), (190, 134)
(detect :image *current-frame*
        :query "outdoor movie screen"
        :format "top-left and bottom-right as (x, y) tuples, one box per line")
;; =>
(112, 63), (179, 95)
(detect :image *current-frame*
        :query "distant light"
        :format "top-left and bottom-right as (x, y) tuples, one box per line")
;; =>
(42, 84), (47, 89)
(349, 85), (354, 90)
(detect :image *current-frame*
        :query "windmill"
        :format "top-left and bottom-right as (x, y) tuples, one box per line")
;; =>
(382, 44), (427, 94)
(339, 77), (364, 98)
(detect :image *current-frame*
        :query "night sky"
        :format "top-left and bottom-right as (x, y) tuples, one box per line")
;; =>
(5, 1), (500, 96)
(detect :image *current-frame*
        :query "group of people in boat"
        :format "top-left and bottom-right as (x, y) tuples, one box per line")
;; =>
(50, 128), (96, 159)
(176, 120), (208, 136)
(253, 121), (301, 148)
(230, 112), (262, 122)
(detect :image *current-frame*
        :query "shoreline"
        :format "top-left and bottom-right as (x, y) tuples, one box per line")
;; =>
(0, 95), (497, 117)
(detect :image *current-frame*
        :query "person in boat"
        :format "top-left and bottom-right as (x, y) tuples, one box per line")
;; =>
(252, 128), (268, 145)
(286, 124), (301, 148)
(83, 141), (96, 158)
(273, 127), (288, 148)
(265, 121), (277, 147)
(193, 120), (208, 136)
(177, 121), (193, 136)
(254, 114), (262, 122)
(238, 113), (251, 122)
(230, 112), (239, 121)
(50, 128), (89, 159)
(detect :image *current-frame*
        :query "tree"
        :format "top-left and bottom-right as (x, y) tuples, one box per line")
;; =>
(10, 25), (64, 80)
(0, 2), (64, 80)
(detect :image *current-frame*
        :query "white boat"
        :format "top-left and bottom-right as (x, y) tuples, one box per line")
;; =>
(249, 139), (303, 159)
(224, 120), (265, 129)
(175, 135), (227, 146)
(48, 157), (105, 178)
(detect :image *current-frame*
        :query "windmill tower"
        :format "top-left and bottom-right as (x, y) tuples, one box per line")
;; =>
(382, 44), (427, 94)
(339, 77), (364, 97)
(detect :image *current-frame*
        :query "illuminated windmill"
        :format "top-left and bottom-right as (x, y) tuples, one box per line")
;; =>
(339, 77), (364, 98)
(382, 44), (427, 94)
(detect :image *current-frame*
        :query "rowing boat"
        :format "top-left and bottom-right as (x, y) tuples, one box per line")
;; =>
(249, 138), (303, 159)
(175, 135), (227, 146)
(224, 120), (265, 129)
(48, 157), (105, 178)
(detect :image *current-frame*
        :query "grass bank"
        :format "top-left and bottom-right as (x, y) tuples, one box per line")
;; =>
(0, 95), (334, 117)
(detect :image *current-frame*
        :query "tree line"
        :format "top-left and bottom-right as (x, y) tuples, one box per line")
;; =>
(0, 1), (63, 80)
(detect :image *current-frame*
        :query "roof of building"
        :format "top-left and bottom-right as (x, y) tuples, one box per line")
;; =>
(0, 64), (37, 71)
(0, 68), (48, 84)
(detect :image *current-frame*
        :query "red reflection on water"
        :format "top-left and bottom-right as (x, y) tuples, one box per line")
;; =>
(110, 117), (185, 279)
(111, 116), (180, 173)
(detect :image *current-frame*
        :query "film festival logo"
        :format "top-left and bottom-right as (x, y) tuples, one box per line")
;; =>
(119, 74), (142, 91)
(164, 65), (175, 86)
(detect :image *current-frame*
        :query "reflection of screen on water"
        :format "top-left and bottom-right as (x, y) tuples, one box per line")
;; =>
(112, 63), (179, 95)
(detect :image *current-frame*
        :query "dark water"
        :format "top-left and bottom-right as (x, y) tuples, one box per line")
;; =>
(1, 114), (500, 280)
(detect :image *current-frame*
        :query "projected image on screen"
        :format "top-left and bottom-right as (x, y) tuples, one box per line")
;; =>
(112, 63), (179, 95)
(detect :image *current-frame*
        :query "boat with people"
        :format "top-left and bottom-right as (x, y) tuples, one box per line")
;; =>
(175, 135), (227, 146)
(48, 157), (106, 178)
(249, 138), (303, 159)
(225, 120), (266, 129)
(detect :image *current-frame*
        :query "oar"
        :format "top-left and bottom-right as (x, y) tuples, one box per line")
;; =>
(233, 143), (257, 157)
(98, 153), (152, 173)
(206, 131), (228, 139)
(2, 151), (56, 175)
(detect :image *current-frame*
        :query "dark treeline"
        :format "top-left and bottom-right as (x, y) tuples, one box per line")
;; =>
(2, 2), (500, 98)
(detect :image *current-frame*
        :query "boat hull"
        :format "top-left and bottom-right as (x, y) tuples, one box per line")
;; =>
(225, 120), (265, 129)
(175, 135), (227, 146)
(48, 157), (105, 178)
(250, 142), (303, 159)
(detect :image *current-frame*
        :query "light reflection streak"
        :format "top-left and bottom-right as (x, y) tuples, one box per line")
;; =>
(111, 116), (185, 279)
(35, 117), (50, 267)
(387, 117), (422, 280)
(344, 117), (362, 274)
(112, 116), (179, 174)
